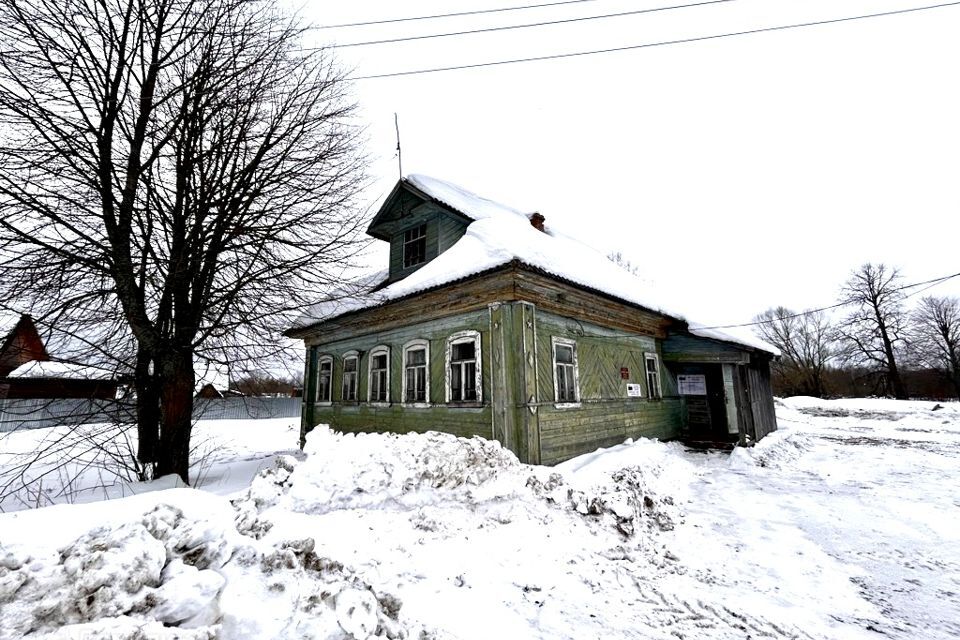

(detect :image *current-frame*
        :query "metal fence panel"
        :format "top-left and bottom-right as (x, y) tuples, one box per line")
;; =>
(0, 397), (301, 432)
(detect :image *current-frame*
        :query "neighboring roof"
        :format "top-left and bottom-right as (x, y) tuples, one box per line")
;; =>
(0, 311), (20, 338)
(293, 175), (779, 356)
(7, 360), (116, 381)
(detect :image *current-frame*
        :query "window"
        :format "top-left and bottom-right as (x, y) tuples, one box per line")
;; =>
(342, 352), (359, 401)
(368, 346), (390, 403)
(403, 340), (429, 404)
(446, 331), (481, 403)
(316, 356), (332, 403)
(402, 224), (427, 269)
(645, 353), (662, 399)
(552, 337), (579, 404)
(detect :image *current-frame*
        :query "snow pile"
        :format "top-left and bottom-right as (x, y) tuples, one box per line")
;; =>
(548, 438), (694, 544)
(278, 427), (524, 514)
(729, 428), (814, 470)
(0, 503), (234, 639)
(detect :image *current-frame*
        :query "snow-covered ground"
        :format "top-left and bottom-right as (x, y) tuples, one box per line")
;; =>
(1, 398), (958, 639)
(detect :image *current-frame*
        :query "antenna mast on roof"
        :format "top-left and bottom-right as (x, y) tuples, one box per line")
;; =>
(394, 113), (403, 179)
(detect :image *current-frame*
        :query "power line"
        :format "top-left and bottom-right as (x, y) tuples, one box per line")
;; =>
(699, 270), (960, 331)
(313, 0), (606, 30)
(335, 0), (735, 49)
(354, 1), (960, 80)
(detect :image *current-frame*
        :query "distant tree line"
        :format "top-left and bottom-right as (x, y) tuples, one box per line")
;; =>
(754, 263), (960, 400)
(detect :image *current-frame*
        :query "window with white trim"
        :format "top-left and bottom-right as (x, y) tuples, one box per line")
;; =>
(342, 352), (359, 401)
(368, 346), (390, 403)
(645, 352), (662, 399)
(446, 331), (481, 403)
(316, 356), (332, 403)
(402, 224), (427, 269)
(552, 337), (579, 404)
(403, 340), (429, 404)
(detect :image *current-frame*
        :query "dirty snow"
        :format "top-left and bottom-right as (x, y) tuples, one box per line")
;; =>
(1, 397), (957, 639)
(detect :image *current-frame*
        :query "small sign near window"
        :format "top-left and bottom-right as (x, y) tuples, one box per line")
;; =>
(620, 367), (629, 380)
(678, 374), (707, 396)
(626, 383), (642, 397)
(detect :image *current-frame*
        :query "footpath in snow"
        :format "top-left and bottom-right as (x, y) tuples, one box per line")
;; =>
(0, 398), (958, 639)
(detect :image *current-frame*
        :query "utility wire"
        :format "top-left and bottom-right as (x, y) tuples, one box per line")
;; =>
(335, 0), (735, 49)
(314, 0), (606, 29)
(699, 270), (960, 330)
(353, 1), (960, 79)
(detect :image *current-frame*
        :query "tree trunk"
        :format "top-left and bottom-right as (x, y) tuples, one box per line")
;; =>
(156, 346), (195, 484)
(135, 345), (160, 470)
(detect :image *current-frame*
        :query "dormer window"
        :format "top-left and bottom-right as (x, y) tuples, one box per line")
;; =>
(403, 224), (427, 268)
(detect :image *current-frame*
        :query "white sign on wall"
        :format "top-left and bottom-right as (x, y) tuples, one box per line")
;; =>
(678, 374), (707, 396)
(626, 383), (642, 397)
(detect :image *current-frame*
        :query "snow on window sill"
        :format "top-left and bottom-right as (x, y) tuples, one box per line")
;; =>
(368, 401), (392, 408)
(554, 402), (581, 410)
(402, 402), (432, 409)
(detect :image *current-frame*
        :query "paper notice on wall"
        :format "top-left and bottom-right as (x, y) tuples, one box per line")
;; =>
(626, 383), (642, 397)
(678, 374), (707, 396)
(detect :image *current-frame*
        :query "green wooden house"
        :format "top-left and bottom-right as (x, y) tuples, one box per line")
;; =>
(285, 175), (778, 465)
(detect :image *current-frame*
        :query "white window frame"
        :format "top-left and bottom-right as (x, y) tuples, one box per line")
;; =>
(341, 350), (359, 402)
(644, 352), (663, 399)
(402, 339), (430, 407)
(445, 330), (482, 404)
(367, 345), (391, 405)
(551, 336), (580, 407)
(316, 355), (333, 405)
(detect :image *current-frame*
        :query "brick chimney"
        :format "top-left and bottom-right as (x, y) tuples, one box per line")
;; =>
(529, 212), (545, 232)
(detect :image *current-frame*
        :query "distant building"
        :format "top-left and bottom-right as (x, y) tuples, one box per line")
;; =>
(286, 176), (778, 464)
(0, 314), (119, 400)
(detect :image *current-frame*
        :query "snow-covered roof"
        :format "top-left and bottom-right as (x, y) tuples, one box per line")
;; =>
(0, 311), (23, 342)
(8, 360), (117, 381)
(406, 174), (531, 223)
(293, 176), (778, 356)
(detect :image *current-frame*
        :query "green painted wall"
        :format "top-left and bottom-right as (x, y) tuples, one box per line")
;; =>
(386, 206), (468, 282)
(532, 311), (683, 465)
(299, 304), (693, 465)
(302, 309), (492, 445)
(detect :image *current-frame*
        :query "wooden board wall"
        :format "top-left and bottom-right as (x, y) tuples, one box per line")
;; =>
(303, 309), (493, 445)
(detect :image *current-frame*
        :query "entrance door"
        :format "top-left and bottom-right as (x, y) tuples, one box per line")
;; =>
(676, 364), (728, 440)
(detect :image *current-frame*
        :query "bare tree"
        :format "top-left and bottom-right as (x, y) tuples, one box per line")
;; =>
(836, 263), (909, 399)
(0, 0), (367, 482)
(753, 307), (835, 397)
(911, 296), (960, 400)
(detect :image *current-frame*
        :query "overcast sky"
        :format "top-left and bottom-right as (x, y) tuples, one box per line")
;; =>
(292, 0), (959, 328)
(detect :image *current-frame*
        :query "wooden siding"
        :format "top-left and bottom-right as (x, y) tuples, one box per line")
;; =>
(387, 207), (442, 283)
(437, 213), (469, 253)
(533, 311), (660, 402)
(311, 404), (491, 441)
(0, 316), (49, 377)
(745, 360), (778, 440)
(662, 333), (751, 364)
(514, 270), (673, 339)
(532, 310), (683, 465)
(302, 310), (493, 445)
(290, 263), (677, 346)
(298, 267), (517, 346)
(539, 399), (681, 465)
